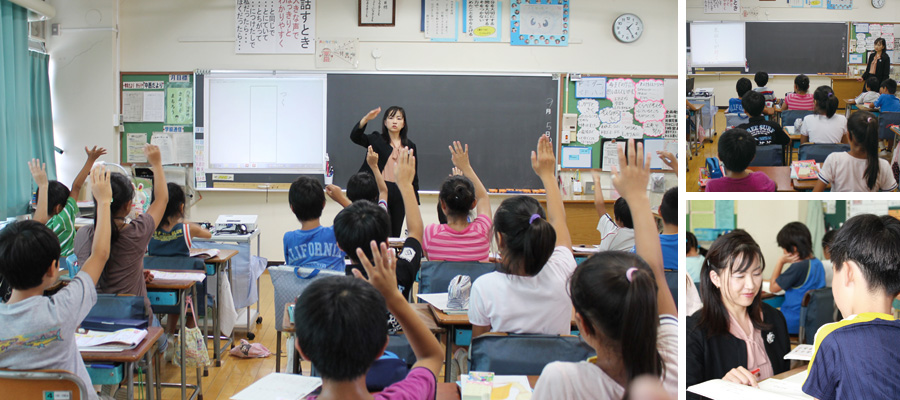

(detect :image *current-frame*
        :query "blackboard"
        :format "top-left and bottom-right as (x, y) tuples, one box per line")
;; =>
(744, 22), (847, 74)
(325, 74), (559, 191)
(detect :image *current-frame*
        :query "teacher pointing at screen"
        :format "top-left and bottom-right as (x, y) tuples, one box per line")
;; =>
(350, 106), (419, 237)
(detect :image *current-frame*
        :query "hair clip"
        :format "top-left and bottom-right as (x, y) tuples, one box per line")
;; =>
(626, 267), (638, 282)
(529, 214), (541, 224)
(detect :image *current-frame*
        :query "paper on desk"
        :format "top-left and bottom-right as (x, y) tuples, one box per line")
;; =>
(230, 372), (322, 400)
(147, 270), (206, 282)
(758, 376), (813, 399)
(762, 281), (785, 296)
(492, 375), (533, 399)
(784, 344), (813, 361)
(77, 328), (147, 348)
(417, 293), (467, 314)
(688, 379), (812, 400)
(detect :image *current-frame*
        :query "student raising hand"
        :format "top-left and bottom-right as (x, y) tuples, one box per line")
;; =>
(82, 165), (112, 285)
(28, 159), (50, 224)
(657, 150), (678, 175)
(531, 135), (556, 178)
(395, 148), (423, 243)
(366, 145), (379, 169)
(531, 134), (571, 250)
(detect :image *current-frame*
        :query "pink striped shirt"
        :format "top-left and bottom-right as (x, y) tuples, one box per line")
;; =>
(423, 214), (492, 262)
(784, 93), (814, 111)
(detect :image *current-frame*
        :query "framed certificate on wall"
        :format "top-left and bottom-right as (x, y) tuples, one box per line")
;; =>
(359, 0), (396, 26)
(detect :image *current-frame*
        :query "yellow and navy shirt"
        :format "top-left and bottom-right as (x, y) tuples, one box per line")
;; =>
(148, 222), (192, 257)
(802, 312), (900, 400)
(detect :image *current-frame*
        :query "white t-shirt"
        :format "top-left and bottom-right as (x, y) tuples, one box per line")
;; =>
(532, 315), (679, 400)
(596, 214), (635, 252)
(822, 259), (834, 287)
(799, 114), (847, 144)
(468, 246), (576, 335)
(817, 151), (897, 192)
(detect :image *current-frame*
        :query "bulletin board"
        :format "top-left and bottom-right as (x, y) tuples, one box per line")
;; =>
(687, 200), (736, 241)
(848, 22), (900, 67)
(557, 74), (678, 171)
(119, 72), (195, 166)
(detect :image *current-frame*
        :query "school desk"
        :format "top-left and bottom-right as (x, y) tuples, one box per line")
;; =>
(687, 100), (706, 158)
(146, 273), (202, 400)
(200, 249), (238, 367)
(81, 326), (164, 400)
(844, 99), (859, 118)
(436, 376), (539, 400)
(537, 194), (620, 245)
(769, 366), (807, 381)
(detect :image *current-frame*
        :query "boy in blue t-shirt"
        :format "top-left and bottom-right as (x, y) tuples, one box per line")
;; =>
(874, 78), (900, 112)
(768, 222), (825, 335)
(802, 214), (900, 400)
(658, 186), (678, 271)
(283, 176), (346, 271)
(727, 77), (753, 114)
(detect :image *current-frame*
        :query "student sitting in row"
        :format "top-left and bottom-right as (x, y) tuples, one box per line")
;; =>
(874, 79), (900, 154)
(727, 78), (752, 114)
(284, 176), (346, 271)
(851, 77), (880, 107)
(592, 179), (635, 252)
(768, 222), (826, 335)
(325, 145), (389, 211)
(820, 229), (836, 286)
(423, 141), (492, 262)
(737, 91), (790, 146)
(685, 232), (704, 284)
(533, 139), (678, 399)
(781, 74), (814, 111)
(800, 86), (848, 144)
(803, 214), (900, 400)
(469, 135), (576, 337)
(0, 167), (112, 400)
(294, 242), (443, 400)
(815, 111), (898, 192)
(752, 71), (776, 113)
(706, 128), (776, 192)
(658, 186), (678, 271)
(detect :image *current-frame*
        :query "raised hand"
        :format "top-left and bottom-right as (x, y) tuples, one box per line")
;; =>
(85, 146), (108, 161)
(611, 139), (651, 202)
(451, 167), (463, 176)
(366, 145), (379, 169)
(144, 144), (162, 166)
(361, 107), (382, 126)
(352, 241), (399, 300)
(396, 147), (416, 188)
(657, 150), (677, 173)
(28, 159), (48, 187)
(449, 141), (471, 171)
(530, 135), (556, 179)
(90, 165), (112, 204)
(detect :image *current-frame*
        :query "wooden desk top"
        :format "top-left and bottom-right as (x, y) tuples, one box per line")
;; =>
(429, 305), (577, 327)
(81, 326), (163, 363)
(436, 376), (539, 400)
(747, 167), (794, 192)
(792, 177), (822, 191)
(206, 249), (238, 263)
(687, 101), (704, 112)
(146, 270), (201, 290)
(282, 303), (444, 334)
(769, 366), (807, 381)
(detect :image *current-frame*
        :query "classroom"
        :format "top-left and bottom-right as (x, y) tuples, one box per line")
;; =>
(686, 199), (900, 399)
(687, 0), (900, 192)
(0, 0), (680, 399)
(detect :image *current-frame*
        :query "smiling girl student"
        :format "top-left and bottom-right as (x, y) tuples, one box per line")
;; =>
(799, 86), (848, 144)
(815, 111), (898, 192)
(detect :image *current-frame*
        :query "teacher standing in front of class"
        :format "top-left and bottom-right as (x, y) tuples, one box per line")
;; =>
(350, 106), (419, 237)
(858, 37), (891, 91)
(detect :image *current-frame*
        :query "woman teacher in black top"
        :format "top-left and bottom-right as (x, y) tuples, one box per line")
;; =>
(686, 230), (790, 398)
(350, 106), (419, 237)
(858, 37), (891, 91)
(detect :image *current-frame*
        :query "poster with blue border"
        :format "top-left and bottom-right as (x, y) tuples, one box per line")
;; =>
(510, 0), (569, 46)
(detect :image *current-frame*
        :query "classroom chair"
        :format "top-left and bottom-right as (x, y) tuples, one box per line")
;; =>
(798, 288), (837, 345)
(877, 112), (900, 141)
(724, 112), (749, 129)
(0, 369), (91, 400)
(417, 261), (498, 347)
(468, 333), (595, 376)
(143, 256), (208, 318)
(798, 143), (850, 164)
(663, 269), (679, 308)
(269, 265), (344, 373)
(748, 144), (785, 167)
(780, 110), (814, 129)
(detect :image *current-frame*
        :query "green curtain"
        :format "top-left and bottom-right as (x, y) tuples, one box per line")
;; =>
(806, 200), (826, 260)
(0, 0), (56, 219)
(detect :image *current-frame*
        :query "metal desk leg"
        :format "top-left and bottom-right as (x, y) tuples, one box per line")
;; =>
(126, 361), (134, 400)
(213, 261), (221, 367)
(291, 334), (300, 374)
(155, 348), (162, 400)
(146, 351), (155, 400)
(275, 331), (281, 373)
(180, 288), (187, 400)
(193, 284), (203, 400)
(444, 326), (456, 383)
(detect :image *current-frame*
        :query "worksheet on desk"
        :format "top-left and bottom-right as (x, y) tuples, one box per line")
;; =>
(231, 372), (322, 400)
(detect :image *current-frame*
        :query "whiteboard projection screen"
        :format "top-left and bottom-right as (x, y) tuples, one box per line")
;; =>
(690, 22), (746, 68)
(204, 73), (327, 174)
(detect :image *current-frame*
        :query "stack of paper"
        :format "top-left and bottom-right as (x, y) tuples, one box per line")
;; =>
(146, 270), (206, 282)
(190, 248), (220, 259)
(688, 377), (812, 400)
(230, 372), (322, 400)
(417, 293), (467, 315)
(459, 373), (533, 400)
(77, 328), (148, 352)
(790, 160), (819, 180)
(784, 344), (813, 361)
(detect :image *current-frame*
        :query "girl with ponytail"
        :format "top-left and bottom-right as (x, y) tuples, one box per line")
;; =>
(468, 135), (575, 337)
(533, 139), (678, 399)
(815, 111), (898, 192)
(800, 86), (848, 144)
(423, 141), (493, 261)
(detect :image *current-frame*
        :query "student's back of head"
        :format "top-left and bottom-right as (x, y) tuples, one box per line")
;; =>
(347, 172), (378, 203)
(846, 111), (881, 190)
(493, 195), (556, 276)
(37, 181), (70, 216)
(289, 176), (325, 223)
(686, 231), (698, 255)
(741, 90), (766, 117)
(795, 74), (811, 92)
(866, 76), (880, 93)
(776, 221), (813, 259)
(830, 214), (900, 298)
(881, 78), (897, 94)
(613, 197), (634, 229)
(736, 77), (752, 98)
(821, 229), (837, 259)
(813, 86), (838, 118)
(0, 221), (60, 290)
(754, 71), (769, 88)
(571, 252), (662, 381)
(334, 200), (391, 264)
(659, 187), (677, 227)
(439, 175), (476, 219)
(152, 182), (186, 224)
(718, 128), (756, 173)
(97, 172), (136, 244)
(294, 276), (388, 381)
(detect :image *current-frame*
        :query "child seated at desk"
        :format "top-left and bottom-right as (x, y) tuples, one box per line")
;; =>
(752, 71), (776, 114)
(591, 175), (635, 252)
(768, 222), (825, 335)
(294, 245), (443, 400)
(851, 77), (880, 107)
(532, 140), (678, 400)
(814, 111), (897, 192)
(0, 167), (112, 400)
(705, 129), (776, 192)
(802, 214), (900, 400)
(800, 86), (848, 144)
(658, 187), (678, 272)
(874, 78), (900, 112)
(325, 145), (389, 212)
(737, 91), (790, 146)
(468, 136), (576, 337)
(781, 74), (815, 111)
(423, 141), (492, 262)
(283, 176), (346, 271)
(727, 78), (752, 114)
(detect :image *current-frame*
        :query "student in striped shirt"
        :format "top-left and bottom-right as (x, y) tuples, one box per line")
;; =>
(781, 74), (815, 111)
(423, 141), (492, 262)
(29, 146), (106, 260)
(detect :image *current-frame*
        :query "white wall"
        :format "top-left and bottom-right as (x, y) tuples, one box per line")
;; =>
(45, 0), (678, 261)
(688, 0), (900, 107)
(734, 200), (807, 279)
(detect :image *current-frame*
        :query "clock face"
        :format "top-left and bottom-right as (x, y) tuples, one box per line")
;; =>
(613, 14), (643, 43)
(873, 0), (886, 8)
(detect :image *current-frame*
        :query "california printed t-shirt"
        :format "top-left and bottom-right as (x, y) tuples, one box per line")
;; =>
(283, 226), (346, 271)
